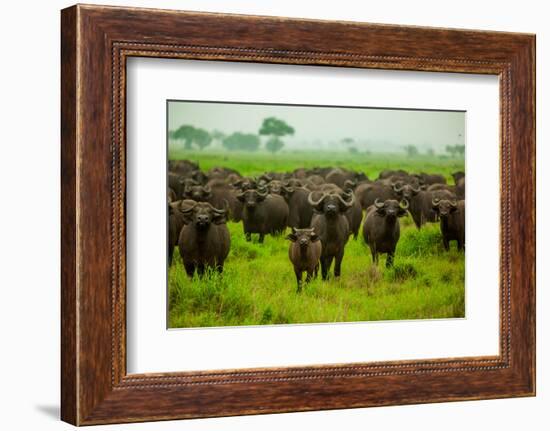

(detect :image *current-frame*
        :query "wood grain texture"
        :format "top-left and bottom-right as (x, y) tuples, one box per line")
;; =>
(60, 4), (535, 425)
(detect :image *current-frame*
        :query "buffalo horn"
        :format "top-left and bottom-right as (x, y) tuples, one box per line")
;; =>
(374, 198), (385, 209)
(308, 192), (325, 207)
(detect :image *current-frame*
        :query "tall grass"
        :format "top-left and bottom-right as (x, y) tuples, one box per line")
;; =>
(168, 151), (465, 328)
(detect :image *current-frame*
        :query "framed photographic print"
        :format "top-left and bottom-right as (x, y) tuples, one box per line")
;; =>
(61, 4), (535, 425)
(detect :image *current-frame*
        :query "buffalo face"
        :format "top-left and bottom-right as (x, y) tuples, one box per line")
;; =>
(184, 185), (211, 202)
(308, 191), (355, 218)
(392, 183), (420, 202)
(286, 227), (320, 249)
(181, 202), (227, 230)
(374, 199), (409, 221)
(432, 198), (458, 218)
(237, 188), (268, 210)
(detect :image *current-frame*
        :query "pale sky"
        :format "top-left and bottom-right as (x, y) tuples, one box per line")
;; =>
(168, 100), (465, 153)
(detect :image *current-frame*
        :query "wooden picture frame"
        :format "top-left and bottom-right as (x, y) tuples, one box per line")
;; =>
(61, 4), (535, 425)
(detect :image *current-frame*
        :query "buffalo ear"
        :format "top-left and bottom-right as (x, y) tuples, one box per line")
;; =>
(285, 233), (297, 242)
(310, 233), (320, 242)
(450, 206), (459, 213)
(203, 190), (212, 199)
(237, 193), (245, 202)
(181, 211), (194, 225)
(398, 208), (407, 217)
(212, 212), (227, 225)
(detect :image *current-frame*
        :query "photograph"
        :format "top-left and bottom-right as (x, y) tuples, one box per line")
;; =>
(167, 100), (466, 329)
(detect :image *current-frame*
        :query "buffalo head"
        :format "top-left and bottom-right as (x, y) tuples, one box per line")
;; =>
(432, 198), (458, 218)
(374, 198), (409, 220)
(286, 227), (320, 248)
(181, 201), (227, 230)
(392, 182), (421, 201)
(308, 191), (355, 217)
(237, 188), (268, 209)
(183, 184), (211, 201)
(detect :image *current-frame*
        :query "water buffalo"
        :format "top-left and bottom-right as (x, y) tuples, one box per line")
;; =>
(314, 185), (362, 239)
(308, 191), (354, 279)
(363, 199), (408, 267)
(355, 182), (398, 210)
(281, 186), (314, 229)
(378, 169), (409, 180)
(168, 199), (196, 266)
(452, 171), (465, 184)
(413, 172), (447, 185)
(237, 188), (289, 243)
(432, 198), (465, 251)
(286, 227), (322, 292)
(325, 168), (368, 189)
(206, 166), (241, 181)
(177, 201), (231, 277)
(168, 159), (199, 176)
(205, 179), (243, 222)
(168, 173), (199, 199)
(182, 184), (212, 202)
(394, 183), (456, 229)
(455, 177), (465, 200)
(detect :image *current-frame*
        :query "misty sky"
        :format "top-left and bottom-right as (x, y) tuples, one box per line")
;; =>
(168, 100), (465, 153)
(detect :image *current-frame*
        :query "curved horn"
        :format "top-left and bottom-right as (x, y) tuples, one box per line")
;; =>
(374, 198), (385, 209)
(308, 191), (325, 207)
(411, 184), (421, 193)
(255, 187), (268, 197)
(337, 192), (355, 208)
(450, 199), (458, 208)
(202, 185), (211, 194)
(392, 182), (404, 192)
(209, 203), (227, 214)
(431, 197), (441, 207)
(180, 201), (197, 213)
(400, 199), (409, 210)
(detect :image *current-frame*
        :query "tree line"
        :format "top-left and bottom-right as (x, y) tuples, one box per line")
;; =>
(169, 117), (295, 153)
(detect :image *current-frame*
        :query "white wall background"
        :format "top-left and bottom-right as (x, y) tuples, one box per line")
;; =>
(0, 0), (545, 429)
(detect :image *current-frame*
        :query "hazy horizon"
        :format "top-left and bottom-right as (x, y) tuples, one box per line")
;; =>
(168, 100), (465, 153)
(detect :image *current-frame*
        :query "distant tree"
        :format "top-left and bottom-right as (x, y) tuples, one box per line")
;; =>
(222, 132), (261, 152)
(404, 145), (419, 157)
(348, 146), (359, 154)
(266, 137), (285, 153)
(341, 137), (355, 145)
(445, 144), (465, 158)
(193, 128), (212, 151)
(259, 117), (294, 152)
(426, 148), (435, 156)
(173, 125), (197, 149)
(445, 145), (457, 157)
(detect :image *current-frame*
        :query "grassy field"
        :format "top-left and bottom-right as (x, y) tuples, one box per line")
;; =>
(168, 150), (465, 328)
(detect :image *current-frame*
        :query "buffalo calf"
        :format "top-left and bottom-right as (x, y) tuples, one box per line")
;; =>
(432, 198), (465, 251)
(363, 199), (408, 267)
(178, 202), (231, 277)
(286, 227), (322, 292)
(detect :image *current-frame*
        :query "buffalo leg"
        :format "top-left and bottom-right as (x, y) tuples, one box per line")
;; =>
(314, 264), (319, 279)
(184, 262), (195, 278)
(386, 251), (395, 268)
(369, 246), (378, 266)
(245, 231), (251, 242)
(168, 246), (173, 267)
(334, 252), (344, 278)
(442, 237), (450, 251)
(196, 263), (205, 277)
(320, 257), (329, 280)
(295, 270), (302, 293)
(259, 233), (265, 243)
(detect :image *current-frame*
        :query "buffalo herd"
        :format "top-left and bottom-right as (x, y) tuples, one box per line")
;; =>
(168, 160), (465, 291)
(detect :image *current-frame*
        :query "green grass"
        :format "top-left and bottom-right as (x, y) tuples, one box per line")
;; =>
(168, 151), (465, 328)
